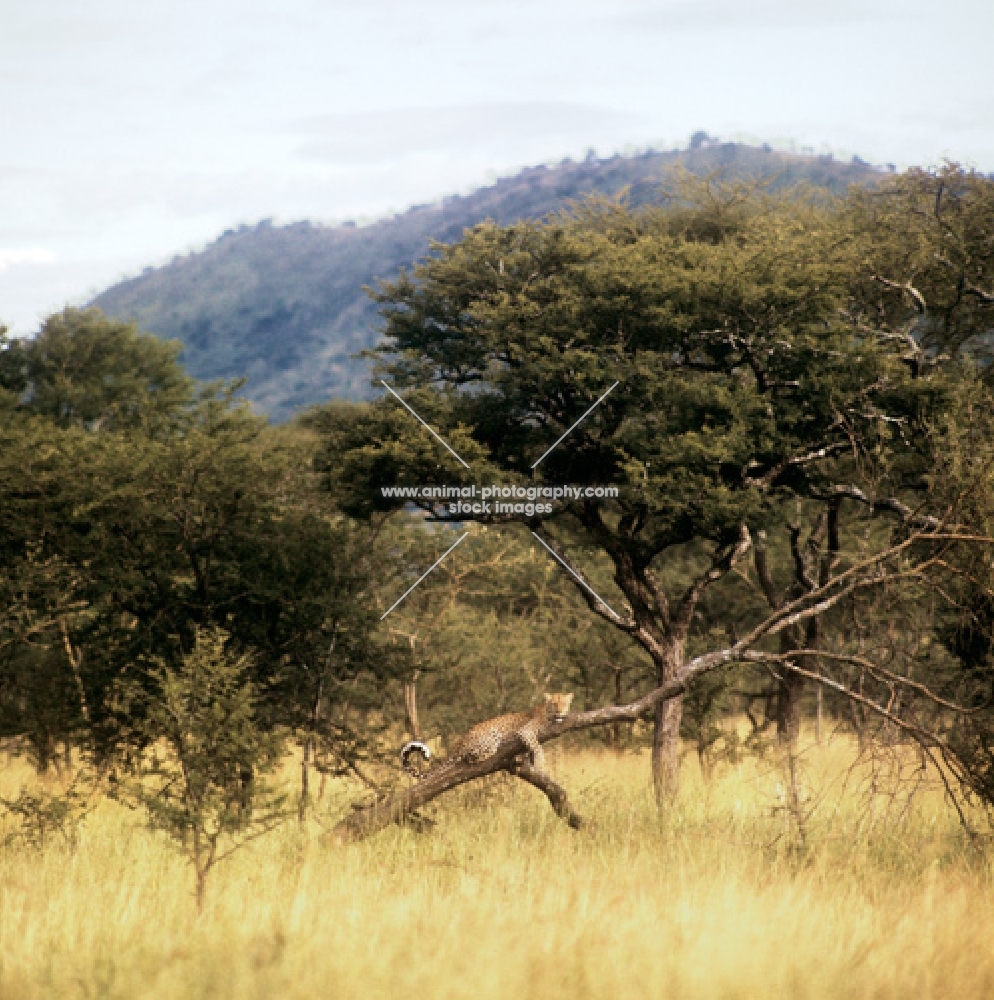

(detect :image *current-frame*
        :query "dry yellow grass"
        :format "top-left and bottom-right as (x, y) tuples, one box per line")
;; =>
(1, 738), (993, 1000)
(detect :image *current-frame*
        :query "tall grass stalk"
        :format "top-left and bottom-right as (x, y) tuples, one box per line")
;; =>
(1, 739), (992, 999)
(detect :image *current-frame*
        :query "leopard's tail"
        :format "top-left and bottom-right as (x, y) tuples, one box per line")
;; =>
(400, 740), (432, 777)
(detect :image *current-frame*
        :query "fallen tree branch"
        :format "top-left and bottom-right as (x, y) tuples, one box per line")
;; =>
(512, 761), (586, 829)
(328, 674), (686, 845)
(330, 526), (992, 845)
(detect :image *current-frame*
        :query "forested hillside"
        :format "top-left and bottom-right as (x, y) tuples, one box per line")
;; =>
(91, 142), (880, 420)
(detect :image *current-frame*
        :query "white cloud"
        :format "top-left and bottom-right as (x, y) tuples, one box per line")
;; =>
(0, 254), (137, 335)
(0, 247), (56, 271)
(612, 0), (930, 30)
(291, 103), (643, 166)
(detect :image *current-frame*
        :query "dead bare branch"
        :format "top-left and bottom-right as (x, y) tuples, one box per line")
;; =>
(872, 275), (927, 314)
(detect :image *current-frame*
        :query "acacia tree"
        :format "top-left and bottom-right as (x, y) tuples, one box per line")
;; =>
(845, 164), (994, 373)
(320, 181), (941, 804)
(0, 312), (394, 782)
(129, 627), (286, 910)
(0, 307), (193, 432)
(331, 509), (994, 843)
(0, 313), (188, 766)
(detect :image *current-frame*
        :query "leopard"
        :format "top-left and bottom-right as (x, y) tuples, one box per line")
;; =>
(400, 693), (574, 779)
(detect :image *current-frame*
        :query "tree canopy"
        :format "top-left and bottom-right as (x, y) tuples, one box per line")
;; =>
(315, 170), (990, 805)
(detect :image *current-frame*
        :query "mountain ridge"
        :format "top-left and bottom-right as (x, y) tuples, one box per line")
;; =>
(91, 142), (882, 420)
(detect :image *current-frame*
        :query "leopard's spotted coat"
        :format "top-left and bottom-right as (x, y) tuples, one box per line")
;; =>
(401, 693), (573, 778)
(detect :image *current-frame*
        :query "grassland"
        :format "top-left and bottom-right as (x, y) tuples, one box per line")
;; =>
(1, 737), (993, 1000)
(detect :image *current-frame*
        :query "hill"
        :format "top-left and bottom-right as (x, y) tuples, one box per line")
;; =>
(91, 142), (881, 421)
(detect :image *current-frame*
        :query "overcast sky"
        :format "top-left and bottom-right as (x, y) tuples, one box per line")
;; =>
(2, 0), (992, 334)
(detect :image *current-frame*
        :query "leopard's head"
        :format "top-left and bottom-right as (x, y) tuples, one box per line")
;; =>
(543, 692), (574, 723)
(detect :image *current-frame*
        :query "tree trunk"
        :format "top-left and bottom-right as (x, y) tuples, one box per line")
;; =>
(193, 830), (207, 912)
(299, 736), (313, 822)
(776, 669), (804, 746)
(303, 676), (324, 815)
(403, 671), (422, 740)
(815, 685), (823, 744)
(651, 645), (684, 805)
(652, 696), (683, 804)
(195, 867), (207, 913)
(612, 667), (624, 750)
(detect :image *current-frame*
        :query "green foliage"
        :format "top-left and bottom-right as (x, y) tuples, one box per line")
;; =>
(1, 775), (94, 849)
(367, 179), (918, 552)
(0, 317), (395, 780)
(128, 626), (287, 908)
(303, 399), (482, 519)
(846, 165), (994, 370)
(0, 308), (193, 432)
(908, 379), (994, 804)
(0, 416), (99, 766)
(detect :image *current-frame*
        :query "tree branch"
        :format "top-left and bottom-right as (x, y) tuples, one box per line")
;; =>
(330, 527), (989, 845)
(963, 281), (994, 304)
(823, 485), (942, 530)
(511, 761), (586, 829)
(743, 442), (849, 490)
(528, 523), (636, 630)
(872, 275), (928, 314)
(674, 523), (752, 634)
